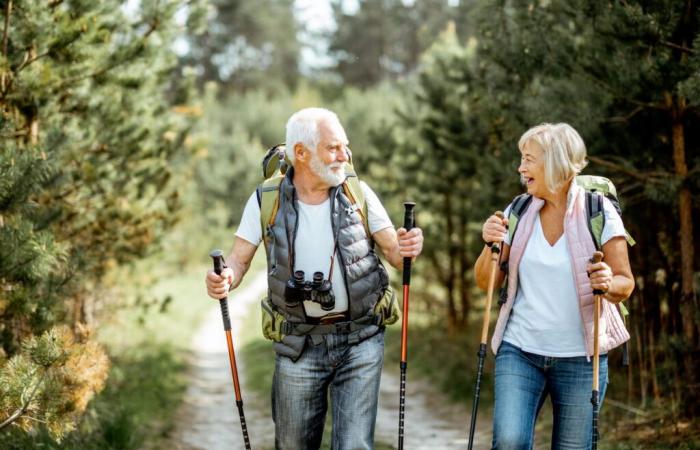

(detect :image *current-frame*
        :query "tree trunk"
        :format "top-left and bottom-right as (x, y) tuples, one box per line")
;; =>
(445, 192), (457, 332)
(458, 196), (470, 328)
(668, 93), (697, 346)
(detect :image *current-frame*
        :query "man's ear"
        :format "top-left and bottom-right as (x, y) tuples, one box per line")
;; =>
(294, 143), (308, 162)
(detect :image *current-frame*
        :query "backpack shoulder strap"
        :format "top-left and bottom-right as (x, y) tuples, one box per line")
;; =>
(258, 175), (285, 245)
(586, 191), (606, 251)
(342, 169), (370, 238)
(507, 193), (533, 244)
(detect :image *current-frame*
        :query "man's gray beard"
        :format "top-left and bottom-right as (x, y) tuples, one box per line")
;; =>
(310, 153), (345, 187)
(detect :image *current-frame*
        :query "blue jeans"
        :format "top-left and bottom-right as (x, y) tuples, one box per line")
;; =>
(272, 330), (385, 450)
(492, 341), (608, 450)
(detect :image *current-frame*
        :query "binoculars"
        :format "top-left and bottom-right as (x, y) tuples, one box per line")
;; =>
(285, 270), (335, 311)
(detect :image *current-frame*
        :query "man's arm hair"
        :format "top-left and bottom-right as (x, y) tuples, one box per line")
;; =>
(226, 237), (259, 289)
(372, 227), (403, 270)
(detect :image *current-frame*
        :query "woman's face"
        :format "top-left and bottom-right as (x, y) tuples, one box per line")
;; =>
(518, 142), (548, 197)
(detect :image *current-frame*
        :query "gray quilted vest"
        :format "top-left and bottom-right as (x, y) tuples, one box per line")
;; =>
(261, 169), (388, 359)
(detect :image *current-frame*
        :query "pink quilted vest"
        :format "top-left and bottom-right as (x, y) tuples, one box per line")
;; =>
(490, 182), (630, 357)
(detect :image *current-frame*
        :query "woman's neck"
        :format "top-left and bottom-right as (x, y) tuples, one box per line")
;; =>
(540, 179), (572, 213)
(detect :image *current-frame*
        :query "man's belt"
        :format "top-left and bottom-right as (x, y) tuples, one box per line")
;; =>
(281, 314), (381, 336)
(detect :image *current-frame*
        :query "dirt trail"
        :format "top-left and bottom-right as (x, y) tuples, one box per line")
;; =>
(168, 272), (275, 450)
(169, 272), (492, 449)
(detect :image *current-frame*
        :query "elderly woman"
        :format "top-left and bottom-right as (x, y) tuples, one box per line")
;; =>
(474, 123), (634, 449)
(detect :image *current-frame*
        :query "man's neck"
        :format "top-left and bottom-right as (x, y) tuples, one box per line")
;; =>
(292, 166), (331, 205)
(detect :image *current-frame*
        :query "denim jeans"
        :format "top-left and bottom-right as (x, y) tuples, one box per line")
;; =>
(272, 329), (385, 450)
(492, 341), (608, 450)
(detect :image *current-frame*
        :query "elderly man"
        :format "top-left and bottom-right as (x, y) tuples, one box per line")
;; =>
(205, 107), (423, 450)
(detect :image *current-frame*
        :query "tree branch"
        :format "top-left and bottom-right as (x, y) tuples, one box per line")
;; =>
(587, 155), (670, 183)
(0, 406), (25, 430)
(16, 49), (50, 73)
(660, 40), (695, 54)
(605, 105), (644, 123)
(0, 368), (46, 431)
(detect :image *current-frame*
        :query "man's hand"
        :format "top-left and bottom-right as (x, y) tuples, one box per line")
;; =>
(397, 227), (423, 260)
(205, 267), (234, 300)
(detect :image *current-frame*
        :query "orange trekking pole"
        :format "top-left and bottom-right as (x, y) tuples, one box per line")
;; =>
(468, 211), (504, 450)
(209, 250), (251, 450)
(590, 250), (604, 450)
(397, 202), (416, 450)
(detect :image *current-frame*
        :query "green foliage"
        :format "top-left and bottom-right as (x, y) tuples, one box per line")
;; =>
(0, 0), (205, 440)
(0, 326), (109, 441)
(182, 0), (300, 91)
(328, 0), (477, 87)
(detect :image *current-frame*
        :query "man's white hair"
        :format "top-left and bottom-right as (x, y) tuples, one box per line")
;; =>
(285, 108), (341, 165)
(518, 123), (588, 192)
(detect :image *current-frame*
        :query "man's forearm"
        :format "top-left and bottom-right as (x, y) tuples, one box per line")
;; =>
(226, 252), (251, 289)
(225, 237), (259, 290)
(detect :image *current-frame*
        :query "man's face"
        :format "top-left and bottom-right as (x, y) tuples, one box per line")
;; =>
(309, 119), (349, 187)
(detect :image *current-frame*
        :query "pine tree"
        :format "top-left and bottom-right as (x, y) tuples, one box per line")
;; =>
(370, 24), (516, 330)
(0, 0), (204, 440)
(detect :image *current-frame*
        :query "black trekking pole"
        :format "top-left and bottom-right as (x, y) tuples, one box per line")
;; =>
(209, 250), (252, 450)
(590, 250), (604, 450)
(398, 202), (416, 450)
(467, 211), (504, 450)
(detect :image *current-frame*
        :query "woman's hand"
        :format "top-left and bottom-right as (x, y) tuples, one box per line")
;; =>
(587, 261), (613, 293)
(482, 214), (509, 245)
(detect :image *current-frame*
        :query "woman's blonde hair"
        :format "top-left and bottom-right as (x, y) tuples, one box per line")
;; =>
(518, 123), (588, 192)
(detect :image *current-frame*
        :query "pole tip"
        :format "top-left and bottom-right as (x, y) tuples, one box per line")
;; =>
(210, 249), (224, 259)
(495, 210), (504, 219)
(591, 251), (604, 263)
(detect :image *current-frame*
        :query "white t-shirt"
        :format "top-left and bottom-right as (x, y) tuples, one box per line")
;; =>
(502, 196), (627, 357)
(235, 181), (393, 317)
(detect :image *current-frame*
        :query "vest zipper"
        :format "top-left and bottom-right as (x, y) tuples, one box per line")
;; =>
(331, 189), (353, 305)
(565, 206), (593, 362)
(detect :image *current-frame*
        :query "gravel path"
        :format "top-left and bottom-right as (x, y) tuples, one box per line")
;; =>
(168, 272), (492, 449)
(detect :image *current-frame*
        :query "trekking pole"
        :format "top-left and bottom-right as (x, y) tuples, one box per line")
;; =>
(209, 249), (252, 450)
(467, 211), (504, 450)
(398, 201), (416, 450)
(590, 250), (604, 450)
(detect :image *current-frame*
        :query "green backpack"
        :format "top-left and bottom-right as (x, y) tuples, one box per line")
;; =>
(504, 175), (634, 365)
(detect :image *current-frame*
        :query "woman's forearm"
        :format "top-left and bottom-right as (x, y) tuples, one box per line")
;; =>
(475, 244), (507, 291)
(604, 275), (634, 304)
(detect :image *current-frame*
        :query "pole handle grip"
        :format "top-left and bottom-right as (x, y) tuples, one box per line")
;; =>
(589, 251), (604, 296)
(590, 251), (604, 264)
(487, 211), (505, 254)
(210, 249), (232, 330)
(403, 201), (416, 231)
(210, 249), (225, 275)
(402, 202), (416, 285)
